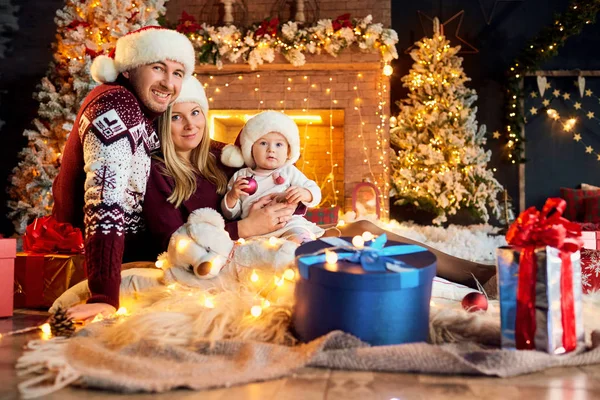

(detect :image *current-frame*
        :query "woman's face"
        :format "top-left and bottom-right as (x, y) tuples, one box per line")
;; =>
(170, 102), (206, 158)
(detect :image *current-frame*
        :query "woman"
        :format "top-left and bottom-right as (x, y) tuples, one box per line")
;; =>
(143, 77), (298, 257)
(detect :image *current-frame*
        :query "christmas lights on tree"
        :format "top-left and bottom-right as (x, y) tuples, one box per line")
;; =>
(7, 0), (166, 233)
(389, 18), (502, 225)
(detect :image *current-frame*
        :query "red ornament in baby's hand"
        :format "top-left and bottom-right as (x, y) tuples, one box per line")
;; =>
(461, 292), (488, 312)
(242, 176), (258, 195)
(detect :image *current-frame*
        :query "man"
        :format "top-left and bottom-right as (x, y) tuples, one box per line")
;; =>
(52, 26), (195, 320)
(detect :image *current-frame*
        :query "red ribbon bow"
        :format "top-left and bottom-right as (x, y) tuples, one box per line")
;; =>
(506, 197), (582, 351)
(23, 216), (84, 254)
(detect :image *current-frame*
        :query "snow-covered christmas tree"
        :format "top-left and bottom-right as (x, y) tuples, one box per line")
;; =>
(389, 18), (502, 225)
(8, 0), (167, 234)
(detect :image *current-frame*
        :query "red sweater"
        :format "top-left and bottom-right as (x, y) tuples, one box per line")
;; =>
(143, 149), (239, 256)
(52, 80), (160, 309)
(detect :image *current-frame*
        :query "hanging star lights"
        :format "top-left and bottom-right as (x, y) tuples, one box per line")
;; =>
(502, 0), (600, 164)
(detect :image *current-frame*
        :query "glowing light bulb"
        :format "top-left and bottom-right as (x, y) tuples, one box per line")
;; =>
(251, 270), (259, 282)
(176, 238), (190, 253)
(383, 64), (393, 76)
(40, 323), (51, 335)
(283, 269), (295, 280)
(352, 236), (365, 249)
(268, 237), (278, 246)
(337, 219), (346, 227)
(115, 307), (128, 316)
(251, 305), (263, 317)
(237, 238), (245, 244)
(362, 231), (374, 241)
(325, 250), (338, 265)
(204, 297), (215, 308)
(155, 259), (165, 269)
(275, 276), (285, 286)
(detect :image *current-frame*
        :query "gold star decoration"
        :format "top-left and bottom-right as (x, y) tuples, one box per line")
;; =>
(574, 102), (582, 110)
(574, 133), (582, 142)
(562, 92), (571, 100)
(492, 131), (501, 139)
(586, 89), (593, 96)
(529, 106), (538, 115)
(586, 146), (594, 154)
(552, 89), (561, 97)
(597, 154), (600, 161)
(545, 82), (552, 89)
(588, 111), (595, 119)
(530, 91), (537, 98)
(542, 99), (550, 107)
(405, 11), (478, 54)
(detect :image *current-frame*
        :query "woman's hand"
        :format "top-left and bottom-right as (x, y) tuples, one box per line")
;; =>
(67, 303), (116, 323)
(237, 194), (296, 237)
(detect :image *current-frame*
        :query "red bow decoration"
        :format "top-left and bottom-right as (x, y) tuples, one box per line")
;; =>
(255, 17), (279, 38)
(176, 11), (203, 34)
(506, 197), (582, 352)
(23, 216), (84, 254)
(332, 13), (353, 31)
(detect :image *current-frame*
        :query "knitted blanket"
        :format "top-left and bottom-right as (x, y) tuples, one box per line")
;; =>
(17, 329), (600, 398)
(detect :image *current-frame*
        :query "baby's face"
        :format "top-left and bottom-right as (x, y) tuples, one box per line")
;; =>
(251, 132), (289, 170)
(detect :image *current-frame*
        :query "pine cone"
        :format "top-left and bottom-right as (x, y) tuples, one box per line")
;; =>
(49, 307), (75, 338)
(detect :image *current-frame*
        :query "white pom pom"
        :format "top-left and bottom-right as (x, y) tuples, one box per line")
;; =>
(90, 55), (118, 83)
(188, 208), (225, 230)
(221, 144), (245, 167)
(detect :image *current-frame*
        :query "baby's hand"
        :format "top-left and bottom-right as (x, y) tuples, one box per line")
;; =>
(226, 176), (250, 206)
(284, 186), (312, 205)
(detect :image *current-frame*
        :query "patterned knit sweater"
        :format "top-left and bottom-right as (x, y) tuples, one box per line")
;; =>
(52, 80), (160, 309)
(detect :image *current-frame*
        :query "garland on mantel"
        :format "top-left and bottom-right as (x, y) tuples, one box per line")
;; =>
(170, 12), (399, 70)
(503, 0), (600, 163)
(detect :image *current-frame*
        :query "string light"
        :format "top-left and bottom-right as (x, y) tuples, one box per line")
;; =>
(325, 250), (338, 264)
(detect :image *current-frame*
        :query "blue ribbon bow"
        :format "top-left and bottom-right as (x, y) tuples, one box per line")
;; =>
(299, 234), (427, 273)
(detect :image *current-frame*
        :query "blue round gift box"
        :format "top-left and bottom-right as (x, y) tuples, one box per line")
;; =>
(292, 237), (437, 346)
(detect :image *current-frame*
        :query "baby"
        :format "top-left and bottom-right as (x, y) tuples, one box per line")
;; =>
(220, 110), (324, 243)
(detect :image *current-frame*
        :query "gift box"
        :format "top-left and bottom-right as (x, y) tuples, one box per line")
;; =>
(14, 253), (86, 308)
(14, 216), (86, 309)
(497, 198), (585, 354)
(581, 231), (600, 250)
(292, 234), (437, 346)
(0, 239), (17, 317)
(304, 206), (339, 226)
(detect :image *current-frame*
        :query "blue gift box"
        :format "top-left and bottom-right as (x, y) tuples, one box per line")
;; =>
(292, 235), (437, 346)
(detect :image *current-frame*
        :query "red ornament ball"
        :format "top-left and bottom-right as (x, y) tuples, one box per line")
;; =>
(274, 175), (285, 185)
(242, 176), (258, 195)
(461, 292), (488, 312)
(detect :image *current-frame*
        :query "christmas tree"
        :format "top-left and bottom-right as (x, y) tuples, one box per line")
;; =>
(7, 0), (167, 234)
(390, 18), (502, 225)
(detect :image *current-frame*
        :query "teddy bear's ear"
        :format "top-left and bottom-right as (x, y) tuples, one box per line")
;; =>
(188, 208), (225, 230)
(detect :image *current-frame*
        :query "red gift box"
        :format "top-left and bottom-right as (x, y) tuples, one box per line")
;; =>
(0, 239), (16, 317)
(305, 206), (340, 226)
(14, 252), (86, 309)
(581, 231), (600, 250)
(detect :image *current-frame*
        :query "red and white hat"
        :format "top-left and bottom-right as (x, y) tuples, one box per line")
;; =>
(91, 26), (196, 84)
(221, 110), (300, 169)
(175, 76), (209, 118)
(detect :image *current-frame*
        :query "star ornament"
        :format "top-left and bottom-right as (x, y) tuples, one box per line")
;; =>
(586, 146), (594, 154)
(563, 92), (571, 100)
(574, 133), (582, 142)
(588, 111), (595, 119)
(586, 89), (593, 97)
(574, 102), (582, 110)
(529, 106), (538, 115)
(530, 91), (537, 98)
(492, 131), (501, 139)
(553, 89), (561, 97)
(542, 99), (550, 107)
(405, 11), (478, 54)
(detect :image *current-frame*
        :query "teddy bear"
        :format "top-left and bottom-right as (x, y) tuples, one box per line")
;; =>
(50, 208), (299, 312)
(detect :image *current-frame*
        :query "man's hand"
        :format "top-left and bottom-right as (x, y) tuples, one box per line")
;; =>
(67, 303), (116, 323)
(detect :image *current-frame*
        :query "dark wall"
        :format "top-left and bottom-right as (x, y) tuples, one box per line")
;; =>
(390, 0), (600, 213)
(1, 0), (64, 236)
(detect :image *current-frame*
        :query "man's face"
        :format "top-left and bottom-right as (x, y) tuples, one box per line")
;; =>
(123, 60), (185, 114)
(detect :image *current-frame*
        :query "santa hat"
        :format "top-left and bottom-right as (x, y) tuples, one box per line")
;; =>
(221, 111), (300, 169)
(174, 76), (209, 118)
(91, 26), (196, 84)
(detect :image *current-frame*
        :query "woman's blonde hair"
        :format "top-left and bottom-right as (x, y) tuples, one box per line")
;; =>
(155, 105), (228, 208)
